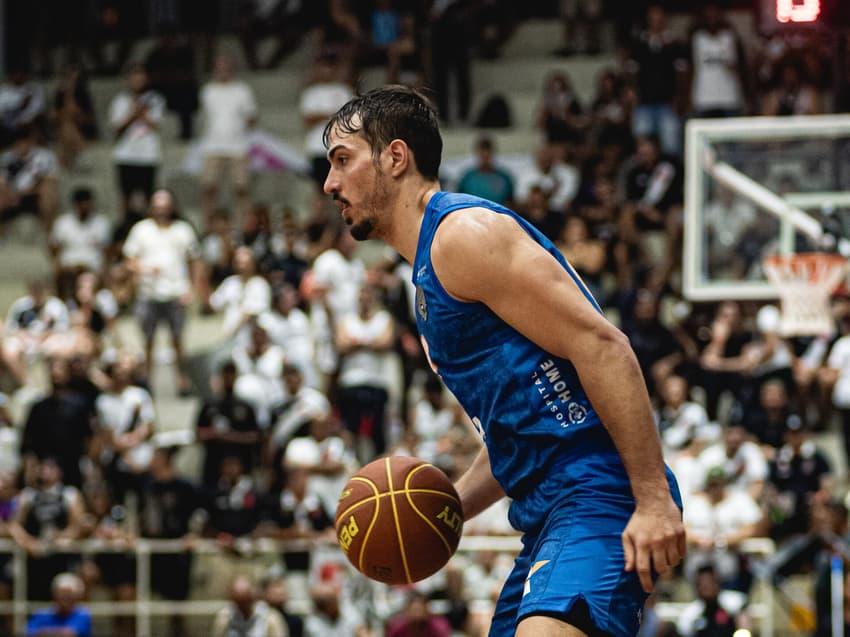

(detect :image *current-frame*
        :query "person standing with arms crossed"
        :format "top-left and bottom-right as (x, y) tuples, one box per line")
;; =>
(322, 86), (685, 637)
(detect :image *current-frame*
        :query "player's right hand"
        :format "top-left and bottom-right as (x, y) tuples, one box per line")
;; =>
(622, 496), (686, 593)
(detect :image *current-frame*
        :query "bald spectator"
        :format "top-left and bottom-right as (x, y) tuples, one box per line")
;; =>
(304, 583), (367, 637)
(123, 189), (201, 393)
(212, 575), (287, 637)
(25, 573), (91, 637)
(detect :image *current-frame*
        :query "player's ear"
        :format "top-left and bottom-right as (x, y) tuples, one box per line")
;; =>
(386, 139), (409, 177)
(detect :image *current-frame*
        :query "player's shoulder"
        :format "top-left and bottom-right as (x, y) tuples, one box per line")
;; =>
(432, 206), (520, 260)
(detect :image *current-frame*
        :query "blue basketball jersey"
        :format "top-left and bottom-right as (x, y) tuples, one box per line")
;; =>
(412, 192), (652, 532)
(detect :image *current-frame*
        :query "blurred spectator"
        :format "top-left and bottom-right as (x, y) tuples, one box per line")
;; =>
(821, 314), (850, 465)
(699, 424), (768, 499)
(684, 466), (762, 590)
(733, 379), (802, 454)
(676, 565), (748, 637)
(317, 0), (363, 62)
(0, 126), (59, 233)
(241, 203), (276, 271)
(554, 0), (603, 56)
(300, 54), (354, 187)
(514, 145), (579, 213)
(305, 416), (353, 514)
(687, 4), (747, 118)
(259, 286), (317, 385)
(122, 189), (201, 393)
(410, 375), (455, 462)
(146, 32), (199, 140)
(212, 574), (287, 637)
(109, 63), (165, 215)
(311, 228), (364, 319)
(520, 185), (563, 241)
(263, 575), (304, 637)
(233, 321), (286, 427)
(335, 285), (394, 461)
(197, 360), (260, 488)
(386, 591), (452, 637)
(138, 447), (198, 636)
(205, 455), (260, 540)
(628, 4), (686, 156)
(456, 137), (514, 206)
(536, 72), (585, 157)
(238, 0), (309, 71)
(0, 68), (46, 148)
(201, 209), (237, 296)
(209, 246), (272, 338)
(2, 279), (69, 386)
(704, 187), (756, 280)
(589, 69), (634, 155)
(89, 1), (142, 76)
(267, 212), (310, 288)
(25, 572), (91, 637)
(9, 458), (85, 600)
(304, 582), (367, 637)
(64, 272), (120, 357)
(20, 358), (93, 488)
(49, 188), (111, 300)
(200, 54), (258, 223)
(94, 353), (156, 496)
(761, 59), (822, 116)
(267, 364), (331, 472)
(766, 420), (831, 540)
(0, 397), (19, 474)
(658, 375), (714, 452)
(51, 64), (98, 169)
(429, 1), (472, 124)
(556, 216), (605, 298)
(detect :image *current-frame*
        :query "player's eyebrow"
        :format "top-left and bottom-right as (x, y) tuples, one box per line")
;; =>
(327, 144), (349, 161)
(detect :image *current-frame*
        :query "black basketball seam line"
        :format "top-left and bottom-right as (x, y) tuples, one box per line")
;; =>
(385, 457), (413, 584)
(354, 477), (380, 573)
(403, 464), (455, 561)
(336, 487), (460, 523)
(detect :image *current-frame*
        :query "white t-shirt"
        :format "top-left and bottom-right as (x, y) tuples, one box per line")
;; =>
(828, 335), (850, 408)
(660, 401), (713, 451)
(50, 212), (112, 271)
(270, 387), (331, 448)
(0, 147), (58, 192)
(684, 489), (762, 539)
(96, 385), (156, 470)
(201, 81), (257, 156)
(514, 159), (579, 210)
(338, 310), (394, 389)
(109, 90), (165, 165)
(122, 218), (200, 301)
(677, 590), (747, 637)
(698, 441), (768, 492)
(209, 275), (271, 336)
(691, 28), (743, 111)
(233, 344), (287, 424)
(300, 82), (354, 156)
(304, 607), (363, 637)
(311, 249), (364, 318)
(5, 295), (69, 334)
(0, 81), (45, 127)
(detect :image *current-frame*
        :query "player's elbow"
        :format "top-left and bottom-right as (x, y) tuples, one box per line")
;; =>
(593, 325), (638, 367)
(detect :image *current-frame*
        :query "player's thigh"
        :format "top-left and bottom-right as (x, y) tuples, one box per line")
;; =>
(517, 615), (588, 637)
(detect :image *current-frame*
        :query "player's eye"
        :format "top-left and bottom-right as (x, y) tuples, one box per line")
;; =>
(337, 156), (348, 166)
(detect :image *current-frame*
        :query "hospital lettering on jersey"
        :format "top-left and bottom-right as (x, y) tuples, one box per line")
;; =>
(532, 359), (588, 427)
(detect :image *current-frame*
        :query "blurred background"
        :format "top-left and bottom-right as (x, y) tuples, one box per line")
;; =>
(0, 0), (849, 635)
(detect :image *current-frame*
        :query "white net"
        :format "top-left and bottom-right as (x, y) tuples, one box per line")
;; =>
(762, 253), (849, 336)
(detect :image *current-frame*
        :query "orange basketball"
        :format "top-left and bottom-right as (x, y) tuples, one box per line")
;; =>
(335, 456), (464, 585)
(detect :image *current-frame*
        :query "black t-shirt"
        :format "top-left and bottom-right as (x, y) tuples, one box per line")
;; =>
(737, 406), (802, 449)
(196, 396), (259, 487)
(625, 157), (683, 215)
(205, 477), (260, 537)
(769, 445), (830, 497)
(630, 31), (686, 104)
(139, 477), (198, 539)
(21, 392), (93, 487)
(263, 489), (332, 571)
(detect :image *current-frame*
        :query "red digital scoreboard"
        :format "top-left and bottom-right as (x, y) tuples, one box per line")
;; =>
(758, 0), (850, 30)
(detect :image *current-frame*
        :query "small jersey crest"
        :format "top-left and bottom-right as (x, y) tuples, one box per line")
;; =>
(416, 285), (427, 321)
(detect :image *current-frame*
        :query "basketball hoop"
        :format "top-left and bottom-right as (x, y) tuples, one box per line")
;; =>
(763, 253), (849, 336)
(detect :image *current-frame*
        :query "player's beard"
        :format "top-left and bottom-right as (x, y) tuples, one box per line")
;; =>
(349, 167), (392, 241)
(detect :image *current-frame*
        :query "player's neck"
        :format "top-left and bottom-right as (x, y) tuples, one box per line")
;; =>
(384, 180), (441, 264)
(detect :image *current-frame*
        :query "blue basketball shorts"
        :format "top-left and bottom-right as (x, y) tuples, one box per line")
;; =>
(489, 480), (683, 637)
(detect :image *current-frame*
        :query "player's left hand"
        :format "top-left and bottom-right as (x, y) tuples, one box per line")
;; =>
(622, 496), (685, 593)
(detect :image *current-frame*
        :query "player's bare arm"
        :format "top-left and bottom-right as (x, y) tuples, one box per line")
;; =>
(454, 445), (505, 520)
(431, 208), (686, 592)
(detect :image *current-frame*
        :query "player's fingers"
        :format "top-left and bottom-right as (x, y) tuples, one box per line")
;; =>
(622, 532), (635, 572)
(678, 528), (687, 560)
(665, 541), (682, 570)
(651, 544), (670, 577)
(636, 544), (653, 593)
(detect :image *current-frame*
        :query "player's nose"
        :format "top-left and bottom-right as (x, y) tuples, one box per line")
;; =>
(323, 170), (339, 196)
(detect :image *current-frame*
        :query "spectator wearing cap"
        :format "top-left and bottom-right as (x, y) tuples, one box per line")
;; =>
(699, 424), (768, 500)
(209, 246), (271, 338)
(456, 137), (514, 206)
(196, 360), (260, 488)
(122, 189), (201, 394)
(684, 466), (762, 590)
(676, 565), (749, 637)
(766, 420), (831, 540)
(25, 572), (91, 637)
(0, 126), (59, 234)
(49, 189), (111, 301)
(212, 575), (287, 637)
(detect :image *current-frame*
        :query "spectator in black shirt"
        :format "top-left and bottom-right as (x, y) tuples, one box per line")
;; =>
(263, 575), (304, 637)
(196, 361), (260, 488)
(145, 32), (199, 141)
(205, 456), (260, 542)
(21, 358), (93, 488)
(734, 379), (802, 454)
(620, 289), (682, 396)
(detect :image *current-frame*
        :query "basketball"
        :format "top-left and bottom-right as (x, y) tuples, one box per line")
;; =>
(335, 456), (464, 585)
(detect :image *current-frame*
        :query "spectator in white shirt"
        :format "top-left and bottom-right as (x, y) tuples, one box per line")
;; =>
(258, 285), (317, 387)
(2, 279), (69, 386)
(122, 190), (201, 393)
(49, 188), (111, 300)
(513, 144), (579, 212)
(233, 321), (286, 427)
(698, 424), (768, 500)
(209, 246), (271, 338)
(0, 68), (46, 147)
(109, 64), (165, 215)
(0, 126), (59, 233)
(821, 314), (850, 466)
(200, 54), (257, 224)
(300, 54), (354, 186)
(410, 375), (456, 462)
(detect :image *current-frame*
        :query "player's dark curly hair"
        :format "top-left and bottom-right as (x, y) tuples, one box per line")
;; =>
(323, 85), (442, 180)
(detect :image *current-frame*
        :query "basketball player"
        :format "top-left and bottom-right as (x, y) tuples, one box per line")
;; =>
(323, 86), (684, 637)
